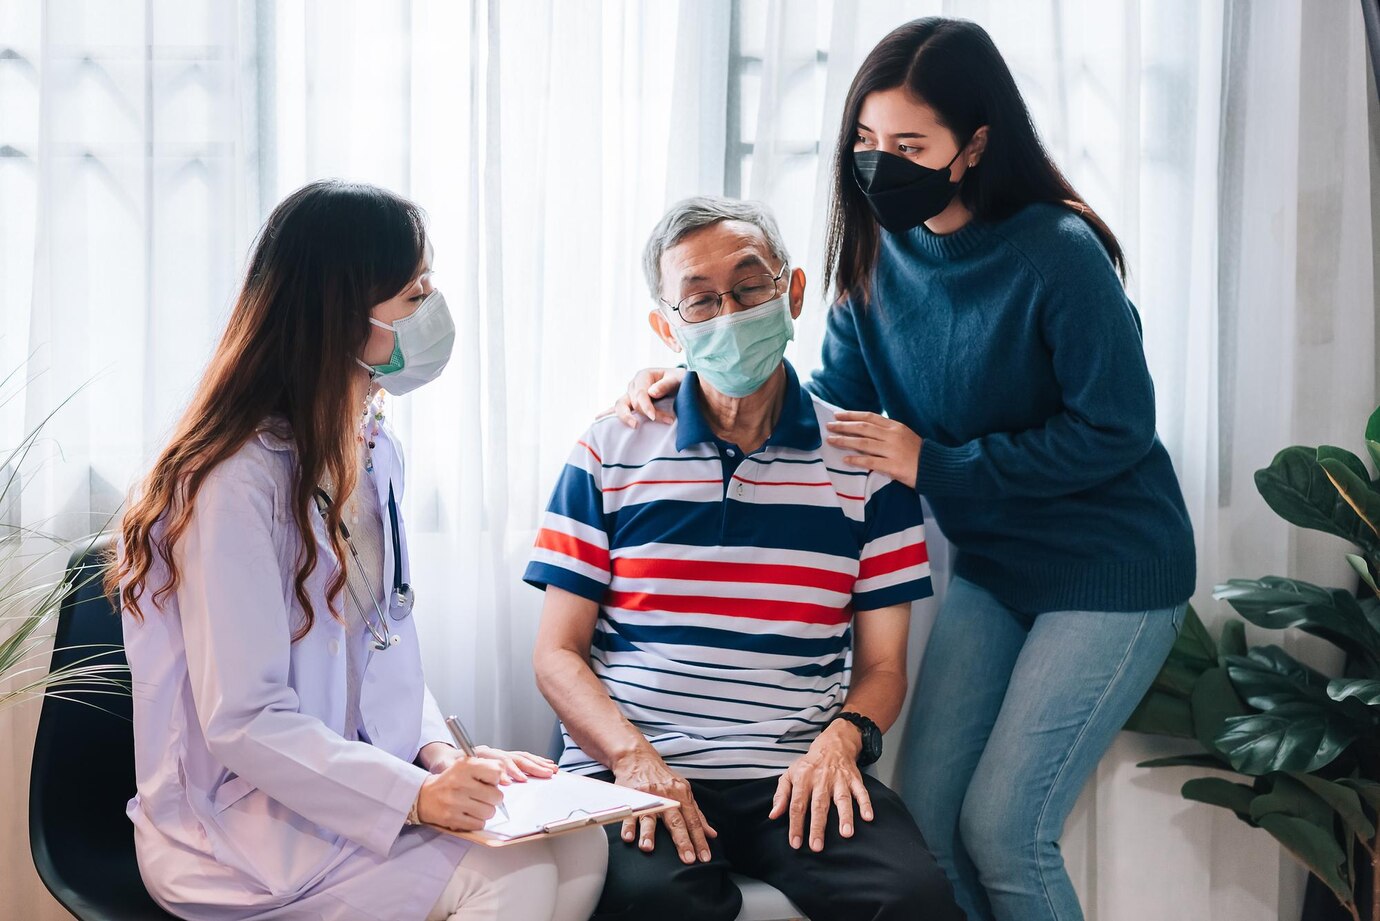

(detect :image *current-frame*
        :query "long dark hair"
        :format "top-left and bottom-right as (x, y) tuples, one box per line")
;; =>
(111, 180), (428, 641)
(824, 17), (1126, 304)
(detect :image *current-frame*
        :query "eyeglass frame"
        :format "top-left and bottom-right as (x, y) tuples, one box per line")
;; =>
(659, 260), (790, 324)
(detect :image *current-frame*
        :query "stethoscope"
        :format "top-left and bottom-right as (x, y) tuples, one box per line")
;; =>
(313, 483), (415, 651)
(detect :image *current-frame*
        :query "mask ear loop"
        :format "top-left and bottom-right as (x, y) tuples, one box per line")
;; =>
(359, 314), (403, 376)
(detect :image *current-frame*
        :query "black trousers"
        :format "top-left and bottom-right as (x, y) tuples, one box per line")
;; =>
(588, 771), (964, 921)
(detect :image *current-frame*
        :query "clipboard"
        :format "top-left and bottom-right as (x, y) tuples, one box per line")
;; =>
(433, 771), (678, 848)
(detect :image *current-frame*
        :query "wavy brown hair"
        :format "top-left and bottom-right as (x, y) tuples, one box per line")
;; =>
(109, 180), (428, 640)
(824, 17), (1126, 305)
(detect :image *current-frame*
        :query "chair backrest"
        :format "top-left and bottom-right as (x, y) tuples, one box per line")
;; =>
(28, 536), (174, 920)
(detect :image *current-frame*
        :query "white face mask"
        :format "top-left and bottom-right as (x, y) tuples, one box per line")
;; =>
(356, 289), (456, 395)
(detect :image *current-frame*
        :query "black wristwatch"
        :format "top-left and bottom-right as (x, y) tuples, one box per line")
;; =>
(831, 711), (882, 766)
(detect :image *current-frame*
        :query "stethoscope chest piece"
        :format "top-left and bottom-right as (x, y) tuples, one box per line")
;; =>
(391, 583), (414, 619)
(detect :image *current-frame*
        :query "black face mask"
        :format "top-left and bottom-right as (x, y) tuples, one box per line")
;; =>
(852, 147), (964, 234)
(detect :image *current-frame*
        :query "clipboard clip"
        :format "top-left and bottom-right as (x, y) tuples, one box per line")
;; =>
(540, 805), (634, 835)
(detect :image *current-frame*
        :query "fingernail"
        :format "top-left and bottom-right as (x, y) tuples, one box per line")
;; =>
(700, 849), (711, 862)
(681, 850), (694, 863)
(842, 824), (852, 836)
(641, 839), (652, 849)
(811, 838), (823, 851)
(791, 836), (801, 849)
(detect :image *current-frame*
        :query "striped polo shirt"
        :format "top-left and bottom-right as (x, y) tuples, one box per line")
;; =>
(524, 361), (932, 780)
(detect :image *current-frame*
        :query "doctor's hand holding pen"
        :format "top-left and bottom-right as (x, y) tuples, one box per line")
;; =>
(415, 742), (559, 831)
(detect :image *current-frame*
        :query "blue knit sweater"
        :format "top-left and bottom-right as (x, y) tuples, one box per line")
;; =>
(808, 203), (1196, 613)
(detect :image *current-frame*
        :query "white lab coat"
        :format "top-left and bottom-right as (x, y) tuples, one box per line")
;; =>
(122, 417), (470, 920)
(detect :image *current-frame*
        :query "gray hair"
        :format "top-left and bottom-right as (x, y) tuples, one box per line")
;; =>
(641, 196), (790, 301)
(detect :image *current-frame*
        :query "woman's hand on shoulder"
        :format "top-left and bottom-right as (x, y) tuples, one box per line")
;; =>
(601, 367), (685, 427)
(826, 411), (923, 489)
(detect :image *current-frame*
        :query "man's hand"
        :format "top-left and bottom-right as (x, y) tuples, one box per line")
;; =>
(769, 720), (874, 852)
(612, 746), (717, 865)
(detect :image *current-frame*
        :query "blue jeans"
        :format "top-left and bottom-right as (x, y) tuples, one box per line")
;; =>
(897, 576), (1186, 921)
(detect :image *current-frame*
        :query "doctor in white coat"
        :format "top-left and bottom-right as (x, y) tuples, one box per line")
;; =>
(110, 180), (606, 921)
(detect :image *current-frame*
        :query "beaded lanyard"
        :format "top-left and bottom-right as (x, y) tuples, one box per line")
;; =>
(360, 391), (385, 473)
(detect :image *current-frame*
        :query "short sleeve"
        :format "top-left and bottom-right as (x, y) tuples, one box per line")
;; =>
(852, 476), (932, 611)
(523, 434), (612, 602)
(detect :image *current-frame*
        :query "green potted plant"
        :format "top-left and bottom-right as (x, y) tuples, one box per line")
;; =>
(1126, 404), (1380, 921)
(0, 382), (127, 711)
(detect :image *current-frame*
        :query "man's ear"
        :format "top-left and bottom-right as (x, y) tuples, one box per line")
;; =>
(649, 308), (682, 352)
(788, 268), (806, 320)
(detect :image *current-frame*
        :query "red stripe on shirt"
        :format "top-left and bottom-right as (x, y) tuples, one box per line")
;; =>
(857, 542), (929, 582)
(605, 590), (850, 626)
(612, 557), (856, 594)
(535, 528), (610, 572)
(603, 478), (723, 493)
(731, 476), (830, 488)
(578, 440), (603, 464)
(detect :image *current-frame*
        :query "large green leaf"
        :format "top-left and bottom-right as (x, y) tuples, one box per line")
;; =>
(1183, 777), (1258, 823)
(1214, 578), (1380, 664)
(1365, 405), (1380, 471)
(1215, 702), (1361, 775)
(1256, 813), (1354, 909)
(1328, 678), (1380, 707)
(1173, 604), (1218, 667)
(1149, 661), (1204, 700)
(1288, 773), (1376, 841)
(1124, 690), (1195, 738)
(1338, 778), (1380, 814)
(1219, 619), (1248, 662)
(1138, 753), (1239, 771)
(1364, 597), (1380, 637)
(1255, 446), (1374, 551)
(1224, 646), (1330, 711)
(1250, 773), (1336, 830)
(1317, 446), (1372, 484)
(1346, 554), (1379, 597)
(1191, 666), (1250, 755)
(1319, 456), (1380, 546)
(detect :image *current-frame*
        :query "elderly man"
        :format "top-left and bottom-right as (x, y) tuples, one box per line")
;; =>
(526, 196), (962, 921)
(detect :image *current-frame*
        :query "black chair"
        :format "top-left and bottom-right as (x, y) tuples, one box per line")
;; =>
(28, 536), (177, 920)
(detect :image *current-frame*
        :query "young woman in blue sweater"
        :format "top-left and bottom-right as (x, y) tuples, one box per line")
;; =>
(612, 17), (1195, 921)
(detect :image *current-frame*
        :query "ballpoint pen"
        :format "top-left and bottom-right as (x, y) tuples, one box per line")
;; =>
(445, 715), (510, 822)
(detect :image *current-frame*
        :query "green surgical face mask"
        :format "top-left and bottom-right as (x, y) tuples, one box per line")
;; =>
(671, 295), (795, 397)
(370, 335), (405, 375)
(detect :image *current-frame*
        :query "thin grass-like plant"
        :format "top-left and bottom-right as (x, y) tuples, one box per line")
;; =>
(0, 370), (129, 713)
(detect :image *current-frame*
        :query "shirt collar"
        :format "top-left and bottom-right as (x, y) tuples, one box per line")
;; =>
(674, 359), (820, 453)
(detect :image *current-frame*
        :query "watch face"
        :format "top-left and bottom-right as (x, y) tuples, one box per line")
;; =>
(863, 725), (882, 763)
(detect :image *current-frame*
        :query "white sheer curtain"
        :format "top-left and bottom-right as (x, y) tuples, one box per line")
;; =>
(1, 1), (1375, 919)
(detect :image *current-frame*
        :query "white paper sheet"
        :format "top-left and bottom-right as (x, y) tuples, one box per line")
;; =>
(481, 772), (672, 840)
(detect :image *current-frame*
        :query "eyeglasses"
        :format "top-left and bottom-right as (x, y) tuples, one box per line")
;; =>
(662, 262), (788, 324)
